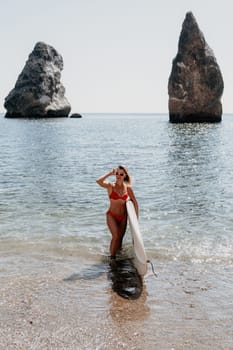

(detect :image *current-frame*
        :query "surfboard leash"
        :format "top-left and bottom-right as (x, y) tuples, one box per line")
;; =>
(147, 260), (158, 277)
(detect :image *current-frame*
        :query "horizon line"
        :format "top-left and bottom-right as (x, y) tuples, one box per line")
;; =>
(1, 111), (233, 116)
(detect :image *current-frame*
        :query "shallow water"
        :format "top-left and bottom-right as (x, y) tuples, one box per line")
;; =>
(1, 257), (232, 349)
(0, 113), (233, 348)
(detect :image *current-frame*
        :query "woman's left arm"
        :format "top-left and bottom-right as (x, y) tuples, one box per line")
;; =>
(128, 186), (139, 218)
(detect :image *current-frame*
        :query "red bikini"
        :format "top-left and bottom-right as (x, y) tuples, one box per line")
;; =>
(109, 189), (128, 201)
(106, 189), (129, 223)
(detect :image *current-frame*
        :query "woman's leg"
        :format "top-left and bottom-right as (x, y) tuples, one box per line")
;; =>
(106, 213), (127, 257)
(118, 217), (127, 250)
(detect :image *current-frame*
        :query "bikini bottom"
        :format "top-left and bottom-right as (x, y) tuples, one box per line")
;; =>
(106, 209), (127, 223)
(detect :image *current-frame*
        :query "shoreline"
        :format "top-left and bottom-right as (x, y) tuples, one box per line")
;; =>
(1, 256), (232, 349)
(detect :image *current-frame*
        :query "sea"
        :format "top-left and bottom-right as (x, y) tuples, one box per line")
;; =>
(0, 113), (233, 349)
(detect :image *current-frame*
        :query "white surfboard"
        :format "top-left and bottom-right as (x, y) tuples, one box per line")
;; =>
(126, 200), (148, 276)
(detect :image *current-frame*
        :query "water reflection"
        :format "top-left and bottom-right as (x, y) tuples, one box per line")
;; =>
(166, 122), (222, 217)
(108, 287), (150, 323)
(108, 288), (150, 350)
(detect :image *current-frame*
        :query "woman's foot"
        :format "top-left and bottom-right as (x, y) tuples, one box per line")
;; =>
(110, 255), (116, 266)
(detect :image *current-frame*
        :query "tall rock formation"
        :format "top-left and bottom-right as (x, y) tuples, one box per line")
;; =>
(4, 42), (71, 118)
(168, 12), (224, 123)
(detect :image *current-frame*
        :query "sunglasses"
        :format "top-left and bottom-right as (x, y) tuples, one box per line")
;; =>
(116, 172), (124, 176)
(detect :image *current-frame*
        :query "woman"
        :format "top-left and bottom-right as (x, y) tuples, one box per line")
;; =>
(96, 165), (139, 259)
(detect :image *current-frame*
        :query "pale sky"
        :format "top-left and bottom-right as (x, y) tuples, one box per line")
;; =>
(1, 0), (232, 113)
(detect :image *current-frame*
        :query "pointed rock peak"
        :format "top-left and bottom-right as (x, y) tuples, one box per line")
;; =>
(168, 12), (224, 123)
(179, 11), (205, 52)
(182, 11), (200, 31)
(185, 11), (196, 23)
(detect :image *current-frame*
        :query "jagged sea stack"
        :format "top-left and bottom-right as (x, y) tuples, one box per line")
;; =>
(168, 12), (224, 123)
(4, 42), (71, 118)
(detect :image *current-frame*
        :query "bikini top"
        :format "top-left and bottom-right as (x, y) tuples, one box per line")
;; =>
(109, 189), (129, 201)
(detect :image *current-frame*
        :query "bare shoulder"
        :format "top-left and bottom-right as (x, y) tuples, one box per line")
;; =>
(127, 185), (134, 195)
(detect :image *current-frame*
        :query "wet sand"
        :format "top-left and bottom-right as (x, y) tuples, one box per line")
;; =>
(0, 255), (233, 350)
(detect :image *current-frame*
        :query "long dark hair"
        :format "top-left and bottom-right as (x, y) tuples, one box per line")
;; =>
(118, 165), (132, 185)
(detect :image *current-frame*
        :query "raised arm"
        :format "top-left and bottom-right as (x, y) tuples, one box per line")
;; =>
(96, 169), (115, 188)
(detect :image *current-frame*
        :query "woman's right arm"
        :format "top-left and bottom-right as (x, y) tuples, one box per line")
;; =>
(96, 169), (115, 188)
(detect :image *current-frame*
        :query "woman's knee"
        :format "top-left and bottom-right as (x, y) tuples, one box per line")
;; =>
(119, 221), (127, 237)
